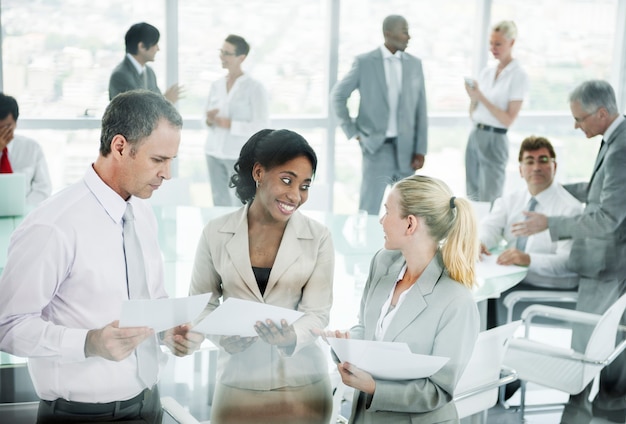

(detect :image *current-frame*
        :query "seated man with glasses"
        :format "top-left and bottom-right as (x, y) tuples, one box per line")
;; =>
(479, 135), (583, 330)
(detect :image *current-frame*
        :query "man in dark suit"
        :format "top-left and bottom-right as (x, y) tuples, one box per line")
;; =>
(331, 15), (428, 215)
(514, 80), (626, 424)
(109, 22), (181, 103)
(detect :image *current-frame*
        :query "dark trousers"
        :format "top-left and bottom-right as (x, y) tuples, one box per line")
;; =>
(37, 386), (162, 424)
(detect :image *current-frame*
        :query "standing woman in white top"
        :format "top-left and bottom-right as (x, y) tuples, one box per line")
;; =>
(464, 20), (529, 202)
(205, 34), (269, 206)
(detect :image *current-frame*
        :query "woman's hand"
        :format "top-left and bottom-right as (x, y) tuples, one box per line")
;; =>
(311, 328), (350, 344)
(255, 319), (297, 351)
(219, 335), (257, 354)
(162, 324), (205, 357)
(465, 80), (481, 102)
(338, 362), (376, 395)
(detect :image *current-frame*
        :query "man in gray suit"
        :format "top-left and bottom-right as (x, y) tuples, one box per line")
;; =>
(515, 80), (626, 424)
(109, 22), (181, 103)
(331, 15), (428, 215)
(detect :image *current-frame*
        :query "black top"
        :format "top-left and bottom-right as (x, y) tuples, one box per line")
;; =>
(252, 266), (271, 295)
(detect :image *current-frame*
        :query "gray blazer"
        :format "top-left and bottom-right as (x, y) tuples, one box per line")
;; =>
(549, 118), (626, 280)
(348, 250), (479, 424)
(189, 205), (334, 390)
(331, 48), (428, 174)
(108, 56), (160, 100)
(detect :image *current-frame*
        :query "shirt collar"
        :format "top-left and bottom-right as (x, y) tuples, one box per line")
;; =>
(604, 114), (625, 142)
(83, 164), (131, 225)
(380, 45), (403, 60)
(531, 181), (558, 204)
(126, 53), (145, 75)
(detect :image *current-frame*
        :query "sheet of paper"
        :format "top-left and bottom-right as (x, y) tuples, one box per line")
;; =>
(327, 338), (449, 380)
(119, 292), (212, 333)
(193, 297), (304, 337)
(477, 253), (527, 280)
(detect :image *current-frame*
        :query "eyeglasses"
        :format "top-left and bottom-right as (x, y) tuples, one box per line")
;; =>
(573, 110), (597, 124)
(218, 49), (237, 57)
(520, 156), (555, 166)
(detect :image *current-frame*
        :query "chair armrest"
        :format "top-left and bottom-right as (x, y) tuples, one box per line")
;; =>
(454, 366), (518, 402)
(507, 338), (622, 366)
(503, 290), (578, 310)
(521, 304), (601, 327)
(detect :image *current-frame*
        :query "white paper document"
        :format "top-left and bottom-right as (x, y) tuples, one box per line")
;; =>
(327, 338), (449, 380)
(476, 254), (527, 280)
(119, 292), (212, 333)
(193, 297), (304, 337)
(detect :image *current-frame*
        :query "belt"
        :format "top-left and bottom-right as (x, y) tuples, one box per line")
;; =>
(44, 388), (149, 415)
(476, 123), (507, 134)
(384, 137), (397, 144)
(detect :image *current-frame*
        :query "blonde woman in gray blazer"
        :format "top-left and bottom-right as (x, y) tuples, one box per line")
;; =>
(190, 129), (334, 424)
(325, 176), (480, 423)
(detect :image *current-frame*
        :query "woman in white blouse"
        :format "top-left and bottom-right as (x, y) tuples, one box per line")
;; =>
(464, 20), (529, 202)
(205, 34), (269, 206)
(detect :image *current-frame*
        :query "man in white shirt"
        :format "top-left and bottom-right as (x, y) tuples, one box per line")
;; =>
(480, 136), (583, 327)
(0, 90), (203, 423)
(109, 22), (182, 103)
(0, 93), (51, 206)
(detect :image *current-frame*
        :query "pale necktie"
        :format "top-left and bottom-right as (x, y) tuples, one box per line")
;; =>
(515, 197), (538, 252)
(387, 56), (401, 116)
(123, 203), (158, 387)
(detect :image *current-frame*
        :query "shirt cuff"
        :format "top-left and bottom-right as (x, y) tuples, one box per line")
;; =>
(60, 328), (89, 363)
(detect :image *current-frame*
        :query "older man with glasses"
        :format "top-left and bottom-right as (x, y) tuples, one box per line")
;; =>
(514, 80), (626, 424)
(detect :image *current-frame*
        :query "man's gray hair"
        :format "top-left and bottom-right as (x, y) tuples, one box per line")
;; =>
(100, 89), (182, 157)
(569, 80), (619, 115)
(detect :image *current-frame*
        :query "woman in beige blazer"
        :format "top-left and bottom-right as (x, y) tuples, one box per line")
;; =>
(325, 176), (480, 423)
(190, 129), (334, 424)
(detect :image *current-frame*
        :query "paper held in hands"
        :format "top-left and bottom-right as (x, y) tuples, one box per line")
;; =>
(119, 292), (212, 333)
(193, 297), (304, 337)
(327, 337), (449, 380)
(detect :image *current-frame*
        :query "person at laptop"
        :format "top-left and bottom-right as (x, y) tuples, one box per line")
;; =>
(0, 90), (203, 423)
(0, 93), (51, 206)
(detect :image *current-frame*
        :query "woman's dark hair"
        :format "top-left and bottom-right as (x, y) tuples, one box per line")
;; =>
(230, 129), (318, 204)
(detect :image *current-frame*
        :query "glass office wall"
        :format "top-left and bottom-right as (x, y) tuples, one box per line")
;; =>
(0, 0), (623, 212)
(1, 0), (165, 117)
(492, 0), (618, 110)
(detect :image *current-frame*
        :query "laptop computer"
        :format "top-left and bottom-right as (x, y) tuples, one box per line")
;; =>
(0, 173), (27, 217)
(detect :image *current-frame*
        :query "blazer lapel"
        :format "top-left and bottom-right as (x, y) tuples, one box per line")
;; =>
(123, 56), (143, 87)
(588, 118), (626, 194)
(363, 254), (405, 340)
(371, 50), (388, 107)
(264, 212), (311, 296)
(383, 255), (445, 342)
(223, 206), (264, 302)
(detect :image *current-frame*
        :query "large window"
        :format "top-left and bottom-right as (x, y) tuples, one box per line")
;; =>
(177, 0), (328, 117)
(1, 0), (166, 117)
(492, 0), (618, 111)
(1, 0), (624, 212)
(338, 0), (476, 114)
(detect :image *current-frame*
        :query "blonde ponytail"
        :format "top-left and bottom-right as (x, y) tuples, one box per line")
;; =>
(394, 175), (479, 288)
(440, 197), (479, 287)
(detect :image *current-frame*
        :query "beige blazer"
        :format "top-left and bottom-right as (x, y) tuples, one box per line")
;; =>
(189, 205), (334, 390)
